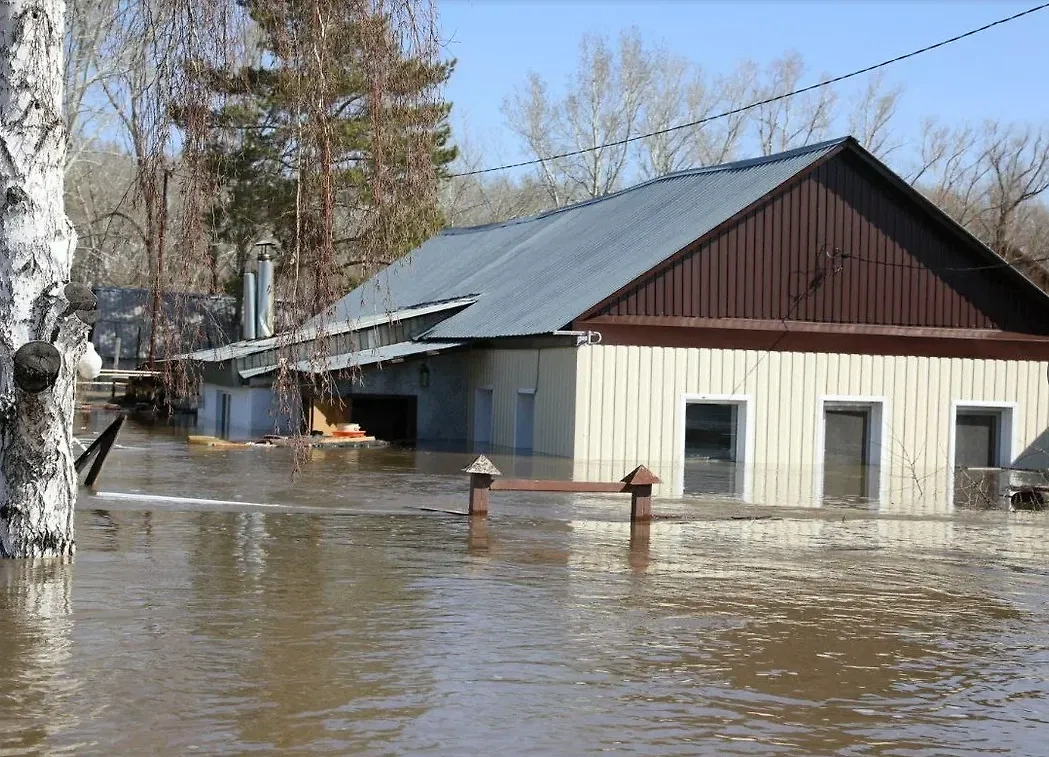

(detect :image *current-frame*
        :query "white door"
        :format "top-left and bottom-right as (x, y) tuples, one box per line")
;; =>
(474, 388), (493, 449)
(515, 391), (535, 452)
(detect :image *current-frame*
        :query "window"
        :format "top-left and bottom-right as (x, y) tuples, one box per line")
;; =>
(819, 398), (885, 504)
(951, 403), (1014, 509)
(955, 411), (1003, 468)
(680, 397), (750, 498)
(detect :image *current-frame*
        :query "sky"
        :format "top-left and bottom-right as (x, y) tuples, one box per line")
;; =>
(437, 0), (1049, 174)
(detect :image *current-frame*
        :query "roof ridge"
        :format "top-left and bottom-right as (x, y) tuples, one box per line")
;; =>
(443, 136), (853, 236)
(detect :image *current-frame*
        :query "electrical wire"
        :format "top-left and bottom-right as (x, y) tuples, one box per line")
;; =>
(846, 252), (1049, 274)
(452, 2), (1049, 178)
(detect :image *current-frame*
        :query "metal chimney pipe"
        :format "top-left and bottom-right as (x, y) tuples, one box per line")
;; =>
(242, 271), (257, 340)
(256, 249), (275, 338)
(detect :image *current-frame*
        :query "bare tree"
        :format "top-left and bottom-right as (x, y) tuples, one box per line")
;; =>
(635, 55), (754, 179)
(501, 74), (570, 207)
(909, 120), (1049, 262)
(847, 71), (903, 160)
(908, 119), (988, 228)
(503, 28), (652, 204)
(64, 0), (122, 166)
(980, 122), (1049, 255)
(752, 51), (837, 156)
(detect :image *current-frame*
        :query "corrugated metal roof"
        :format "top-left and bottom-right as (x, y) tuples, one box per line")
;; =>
(177, 297), (476, 364)
(324, 139), (846, 339)
(240, 340), (465, 378)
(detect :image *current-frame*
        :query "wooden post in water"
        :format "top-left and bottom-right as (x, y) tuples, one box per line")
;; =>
(622, 465), (661, 522)
(463, 455), (501, 518)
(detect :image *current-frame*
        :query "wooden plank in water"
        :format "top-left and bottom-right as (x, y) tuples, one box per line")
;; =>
(491, 479), (627, 493)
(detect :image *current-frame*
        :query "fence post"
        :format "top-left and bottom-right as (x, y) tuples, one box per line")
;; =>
(621, 465), (661, 522)
(463, 455), (501, 518)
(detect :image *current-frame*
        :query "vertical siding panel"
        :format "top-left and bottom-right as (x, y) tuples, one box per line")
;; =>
(748, 213), (760, 318)
(834, 162), (848, 320)
(776, 187), (790, 320)
(575, 347), (592, 459)
(650, 348), (664, 470)
(637, 347), (652, 463)
(915, 357), (931, 483)
(780, 352), (796, 502)
(682, 255), (693, 318)
(590, 347), (604, 467)
(928, 357), (944, 502)
(593, 346), (608, 462)
(792, 179), (806, 321)
(762, 196), (775, 320)
(962, 355), (977, 401)
(609, 347), (626, 465)
(1014, 360), (1027, 461)
(697, 347), (711, 394)
(726, 225), (741, 318)
(697, 241), (709, 317)
(901, 356), (918, 500)
(674, 260), (684, 317)
(686, 348), (700, 394)
(668, 349), (686, 466)
(623, 346), (640, 465)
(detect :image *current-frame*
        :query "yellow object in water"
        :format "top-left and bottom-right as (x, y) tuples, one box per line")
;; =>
(187, 435), (246, 448)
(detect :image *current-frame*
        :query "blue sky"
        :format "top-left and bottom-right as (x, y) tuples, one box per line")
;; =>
(438, 0), (1049, 172)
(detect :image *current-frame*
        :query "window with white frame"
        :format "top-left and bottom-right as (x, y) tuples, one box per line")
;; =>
(820, 398), (884, 504)
(681, 398), (748, 498)
(952, 403), (1014, 509)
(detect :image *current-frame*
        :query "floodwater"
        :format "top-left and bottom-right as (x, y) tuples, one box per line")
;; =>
(3, 414), (1049, 756)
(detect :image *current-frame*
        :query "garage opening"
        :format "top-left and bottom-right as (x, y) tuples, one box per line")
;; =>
(682, 401), (746, 497)
(347, 394), (417, 444)
(821, 400), (883, 504)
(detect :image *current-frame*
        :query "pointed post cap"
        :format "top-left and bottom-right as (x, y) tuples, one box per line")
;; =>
(621, 465), (661, 486)
(463, 455), (501, 476)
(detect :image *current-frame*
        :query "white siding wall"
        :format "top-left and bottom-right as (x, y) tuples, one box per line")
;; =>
(574, 345), (1049, 511)
(467, 347), (577, 457)
(198, 383), (299, 440)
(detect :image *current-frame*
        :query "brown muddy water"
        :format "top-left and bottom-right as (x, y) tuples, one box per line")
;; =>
(2, 413), (1049, 756)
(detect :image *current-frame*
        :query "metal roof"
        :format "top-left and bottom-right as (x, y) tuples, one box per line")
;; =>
(240, 339), (466, 378)
(323, 139), (846, 340)
(291, 340), (466, 374)
(177, 297), (476, 364)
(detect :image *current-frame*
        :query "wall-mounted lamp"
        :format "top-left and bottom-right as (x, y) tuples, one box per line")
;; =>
(419, 364), (430, 389)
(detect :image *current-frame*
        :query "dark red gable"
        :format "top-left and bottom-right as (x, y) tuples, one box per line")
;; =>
(580, 146), (1049, 337)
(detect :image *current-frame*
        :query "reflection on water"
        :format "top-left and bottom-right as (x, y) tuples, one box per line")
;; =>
(2, 416), (1049, 755)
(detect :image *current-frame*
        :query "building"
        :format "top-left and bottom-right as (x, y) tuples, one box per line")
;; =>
(92, 286), (240, 366)
(184, 136), (1049, 510)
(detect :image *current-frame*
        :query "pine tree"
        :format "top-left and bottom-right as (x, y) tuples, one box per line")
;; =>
(186, 0), (457, 303)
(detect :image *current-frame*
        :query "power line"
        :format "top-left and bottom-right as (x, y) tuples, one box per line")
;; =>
(452, 2), (1049, 179)
(848, 252), (1049, 274)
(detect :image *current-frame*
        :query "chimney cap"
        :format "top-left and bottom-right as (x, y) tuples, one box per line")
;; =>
(255, 235), (279, 260)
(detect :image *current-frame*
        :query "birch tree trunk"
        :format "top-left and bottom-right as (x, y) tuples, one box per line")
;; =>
(0, 0), (85, 558)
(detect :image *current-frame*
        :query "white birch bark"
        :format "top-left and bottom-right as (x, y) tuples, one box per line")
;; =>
(0, 0), (85, 558)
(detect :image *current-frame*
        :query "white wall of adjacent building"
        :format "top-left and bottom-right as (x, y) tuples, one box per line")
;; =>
(198, 383), (299, 440)
(571, 345), (1049, 511)
(466, 347), (578, 458)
